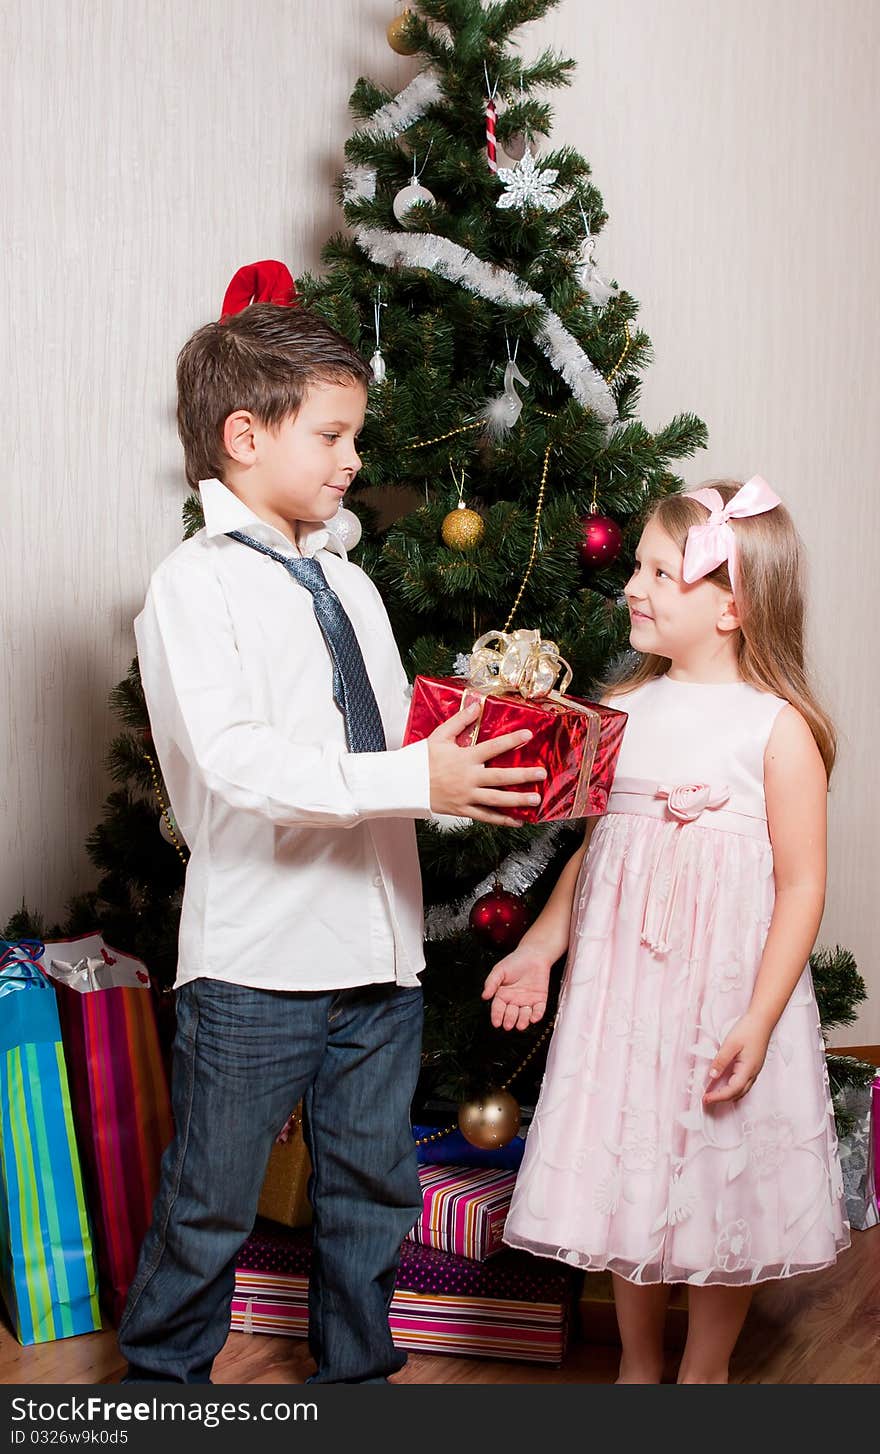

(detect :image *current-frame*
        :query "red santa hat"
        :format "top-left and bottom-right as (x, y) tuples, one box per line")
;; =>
(220, 259), (299, 318)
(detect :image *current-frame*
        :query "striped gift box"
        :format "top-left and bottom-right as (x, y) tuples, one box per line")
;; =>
(407, 1162), (516, 1260)
(231, 1222), (574, 1365)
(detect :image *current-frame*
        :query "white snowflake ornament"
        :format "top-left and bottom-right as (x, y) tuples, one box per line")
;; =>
(495, 150), (563, 212)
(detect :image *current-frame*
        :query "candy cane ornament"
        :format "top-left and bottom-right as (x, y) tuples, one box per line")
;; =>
(484, 64), (498, 173)
(486, 98), (497, 172)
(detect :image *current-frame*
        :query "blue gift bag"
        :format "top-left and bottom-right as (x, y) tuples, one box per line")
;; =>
(0, 940), (102, 1344)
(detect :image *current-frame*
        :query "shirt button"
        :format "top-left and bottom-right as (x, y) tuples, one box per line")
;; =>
(373, 874), (383, 888)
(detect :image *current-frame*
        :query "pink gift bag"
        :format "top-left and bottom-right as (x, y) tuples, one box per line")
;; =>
(39, 933), (174, 1323)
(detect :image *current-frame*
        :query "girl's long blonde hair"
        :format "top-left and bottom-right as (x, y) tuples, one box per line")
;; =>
(602, 481), (837, 780)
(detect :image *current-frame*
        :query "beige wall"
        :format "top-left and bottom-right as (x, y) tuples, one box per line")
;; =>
(3, 0), (878, 1039)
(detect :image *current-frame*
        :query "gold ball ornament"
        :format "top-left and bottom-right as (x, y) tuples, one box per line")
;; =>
(387, 10), (419, 55)
(441, 502), (484, 550)
(458, 1088), (522, 1150)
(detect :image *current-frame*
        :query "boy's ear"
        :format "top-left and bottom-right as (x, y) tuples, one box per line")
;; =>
(223, 410), (257, 466)
(718, 593), (741, 634)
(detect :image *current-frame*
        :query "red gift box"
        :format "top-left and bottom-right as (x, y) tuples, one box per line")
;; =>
(404, 674), (627, 823)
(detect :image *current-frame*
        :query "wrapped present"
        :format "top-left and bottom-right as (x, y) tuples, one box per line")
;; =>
(403, 630), (627, 823)
(0, 940), (102, 1345)
(231, 1220), (576, 1364)
(39, 933), (174, 1322)
(578, 1271), (688, 1349)
(834, 1080), (879, 1232)
(407, 1163), (516, 1261)
(257, 1105), (312, 1229)
(412, 1123), (527, 1169)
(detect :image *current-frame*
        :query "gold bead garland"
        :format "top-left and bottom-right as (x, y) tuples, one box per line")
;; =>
(403, 420), (487, 451)
(144, 751), (189, 866)
(606, 320), (632, 385)
(501, 440), (552, 633)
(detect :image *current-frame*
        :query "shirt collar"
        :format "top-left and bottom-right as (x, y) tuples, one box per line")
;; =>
(198, 478), (346, 560)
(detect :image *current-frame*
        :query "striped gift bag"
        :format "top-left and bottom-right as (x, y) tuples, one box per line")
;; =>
(0, 940), (102, 1344)
(40, 933), (174, 1323)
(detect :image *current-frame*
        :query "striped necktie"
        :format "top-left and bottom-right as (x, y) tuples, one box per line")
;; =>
(227, 530), (387, 753)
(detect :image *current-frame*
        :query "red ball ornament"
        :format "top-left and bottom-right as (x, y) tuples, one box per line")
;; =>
(578, 512), (623, 570)
(469, 882), (531, 950)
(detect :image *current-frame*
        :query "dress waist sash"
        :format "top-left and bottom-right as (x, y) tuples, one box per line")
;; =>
(607, 776), (770, 843)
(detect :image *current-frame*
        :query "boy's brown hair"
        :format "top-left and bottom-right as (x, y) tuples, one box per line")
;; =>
(176, 303), (372, 489)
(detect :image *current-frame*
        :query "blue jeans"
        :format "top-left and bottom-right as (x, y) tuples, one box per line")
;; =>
(117, 978), (423, 1384)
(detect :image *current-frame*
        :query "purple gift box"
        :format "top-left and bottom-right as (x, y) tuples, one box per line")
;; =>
(231, 1220), (576, 1365)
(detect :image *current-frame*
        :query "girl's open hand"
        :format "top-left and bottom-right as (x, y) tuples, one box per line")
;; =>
(703, 1013), (772, 1104)
(482, 945), (553, 1032)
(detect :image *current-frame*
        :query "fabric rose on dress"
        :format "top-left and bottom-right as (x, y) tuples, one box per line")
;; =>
(657, 782), (731, 822)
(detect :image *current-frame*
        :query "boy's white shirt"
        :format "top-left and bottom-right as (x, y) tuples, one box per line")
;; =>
(134, 476), (435, 991)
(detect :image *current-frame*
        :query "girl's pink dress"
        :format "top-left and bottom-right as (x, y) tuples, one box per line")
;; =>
(503, 674), (849, 1286)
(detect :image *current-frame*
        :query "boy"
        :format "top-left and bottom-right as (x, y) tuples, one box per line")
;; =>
(118, 300), (545, 1384)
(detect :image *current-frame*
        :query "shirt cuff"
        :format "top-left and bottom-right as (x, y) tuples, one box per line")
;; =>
(343, 739), (432, 819)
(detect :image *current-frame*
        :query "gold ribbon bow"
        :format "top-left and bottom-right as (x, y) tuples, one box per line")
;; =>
(467, 629), (573, 700)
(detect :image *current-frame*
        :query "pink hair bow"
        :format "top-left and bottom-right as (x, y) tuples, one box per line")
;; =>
(682, 476), (781, 590)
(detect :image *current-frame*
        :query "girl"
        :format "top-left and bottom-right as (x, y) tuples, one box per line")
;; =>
(484, 478), (849, 1384)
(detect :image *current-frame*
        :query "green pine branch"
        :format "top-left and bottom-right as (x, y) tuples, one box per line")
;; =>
(812, 945), (868, 1035)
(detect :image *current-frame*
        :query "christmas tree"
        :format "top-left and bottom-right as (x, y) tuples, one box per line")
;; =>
(296, 0), (703, 1115)
(5, 0), (871, 1133)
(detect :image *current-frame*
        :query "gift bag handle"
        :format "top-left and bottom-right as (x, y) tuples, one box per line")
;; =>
(0, 938), (52, 989)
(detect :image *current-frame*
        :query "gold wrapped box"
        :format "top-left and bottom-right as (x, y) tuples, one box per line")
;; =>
(256, 1105), (313, 1229)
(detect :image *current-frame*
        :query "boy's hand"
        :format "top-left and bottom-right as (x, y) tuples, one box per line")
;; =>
(482, 944), (553, 1032)
(427, 701), (547, 827)
(702, 1012), (772, 1105)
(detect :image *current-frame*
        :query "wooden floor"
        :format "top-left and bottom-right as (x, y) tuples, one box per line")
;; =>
(3, 1226), (878, 1386)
